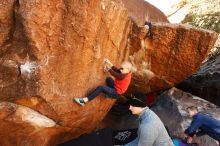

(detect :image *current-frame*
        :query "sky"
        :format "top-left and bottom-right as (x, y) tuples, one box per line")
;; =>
(145, 0), (181, 15)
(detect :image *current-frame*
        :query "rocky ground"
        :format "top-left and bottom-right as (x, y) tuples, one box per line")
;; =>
(102, 88), (220, 146)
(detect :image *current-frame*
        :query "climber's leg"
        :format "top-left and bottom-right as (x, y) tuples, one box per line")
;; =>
(73, 85), (119, 106)
(87, 85), (119, 101)
(73, 98), (85, 106)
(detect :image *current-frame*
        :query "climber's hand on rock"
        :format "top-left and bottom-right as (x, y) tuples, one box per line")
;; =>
(104, 59), (113, 67)
(103, 64), (111, 73)
(103, 65), (108, 72)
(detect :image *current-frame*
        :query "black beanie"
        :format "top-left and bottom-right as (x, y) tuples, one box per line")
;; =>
(128, 92), (147, 107)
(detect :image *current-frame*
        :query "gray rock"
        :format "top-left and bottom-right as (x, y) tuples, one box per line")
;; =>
(152, 87), (220, 146)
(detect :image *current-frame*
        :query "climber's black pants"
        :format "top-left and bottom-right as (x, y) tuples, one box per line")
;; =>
(87, 77), (119, 101)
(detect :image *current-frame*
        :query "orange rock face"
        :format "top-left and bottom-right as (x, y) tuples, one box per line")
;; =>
(128, 23), (218, 93)
(0, 0), (218, 145)
(0, 0), (132, 145)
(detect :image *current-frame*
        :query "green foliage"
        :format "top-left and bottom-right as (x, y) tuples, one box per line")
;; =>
(182, 0), (220, 58)
(183, 12), (220, 33)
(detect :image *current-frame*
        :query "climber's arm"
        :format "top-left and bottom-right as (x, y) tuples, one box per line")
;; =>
(109, 66), (126, 80)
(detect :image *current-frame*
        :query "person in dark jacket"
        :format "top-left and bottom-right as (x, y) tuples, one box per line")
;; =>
(73, 59), (135, 106)
(184, 106), (220, 145)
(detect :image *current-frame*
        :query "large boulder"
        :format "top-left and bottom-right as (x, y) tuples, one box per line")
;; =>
(128, 23), (218, 94)
(0, 0), (132, 145)
(0, 101), (60, 146)
(0, 0), (218, 145)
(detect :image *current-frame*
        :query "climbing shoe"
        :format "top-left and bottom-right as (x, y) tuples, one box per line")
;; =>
(73, 98), (85, 107)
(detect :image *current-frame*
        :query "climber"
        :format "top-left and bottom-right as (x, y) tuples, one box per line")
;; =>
(73, 59), (135, 106)
(144, 21), (153, 39)
(123, 95), (174, 146)
(184, 106), (220, 145)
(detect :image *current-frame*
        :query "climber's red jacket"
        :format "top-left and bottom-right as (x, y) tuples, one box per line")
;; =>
(109, 66), (132, 94)
(114, 72), (132, 94)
